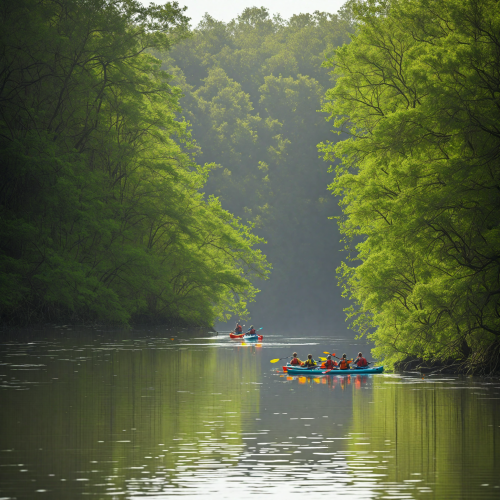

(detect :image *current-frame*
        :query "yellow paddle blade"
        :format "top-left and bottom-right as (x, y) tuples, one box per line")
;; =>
(270, 359), (280, 363)
(323, 351), (331, 354)
(319, 357), (327, 361)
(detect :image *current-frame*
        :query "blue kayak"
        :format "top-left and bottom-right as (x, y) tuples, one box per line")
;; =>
(242, 334), (261, 341)
(286, 366), (384, 376)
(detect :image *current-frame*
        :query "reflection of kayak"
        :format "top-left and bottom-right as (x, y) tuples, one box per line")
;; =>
(229, 332), (263, 341)
(286, 366), (384, 376)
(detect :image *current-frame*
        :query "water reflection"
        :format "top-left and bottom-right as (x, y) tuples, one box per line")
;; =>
(349, 375), (500, 499)
(0, 328), (499, 499)
(285, 373), (370, 390)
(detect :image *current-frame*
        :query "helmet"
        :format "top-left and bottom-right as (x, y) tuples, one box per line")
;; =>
(327, 355), (332, 360)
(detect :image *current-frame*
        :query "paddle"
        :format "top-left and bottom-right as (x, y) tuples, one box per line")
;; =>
(323, 351), (337, 358)
(320, 352), (337, 364)
(270, 356), (292, 364)
(246, 327), (264, 334)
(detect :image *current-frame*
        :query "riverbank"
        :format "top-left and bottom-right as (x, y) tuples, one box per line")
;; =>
(395, 356), (500, 376)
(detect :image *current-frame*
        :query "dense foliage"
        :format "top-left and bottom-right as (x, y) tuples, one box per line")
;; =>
(162, 7), (354, 328)
(320, 0), (500, 372)
(0, 0), (269, 325)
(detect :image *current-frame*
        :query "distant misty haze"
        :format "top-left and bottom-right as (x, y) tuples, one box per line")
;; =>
(140, 0), (347, 26)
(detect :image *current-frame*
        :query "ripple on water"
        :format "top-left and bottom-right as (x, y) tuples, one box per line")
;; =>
(0, 330), (499, 499)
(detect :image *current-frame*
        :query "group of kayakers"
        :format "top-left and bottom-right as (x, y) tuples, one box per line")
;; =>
(234, 323), (256, 335)
(290, 352), (369, 370)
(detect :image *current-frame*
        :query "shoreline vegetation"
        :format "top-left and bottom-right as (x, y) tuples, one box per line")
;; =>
(1, 0), (356, 329)
(0, 0), (270, 328)
(320, 0), (500, 375)
(1, 0), (499, 375)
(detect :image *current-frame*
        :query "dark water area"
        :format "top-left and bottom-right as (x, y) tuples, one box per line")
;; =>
(0, 326), (499, 499)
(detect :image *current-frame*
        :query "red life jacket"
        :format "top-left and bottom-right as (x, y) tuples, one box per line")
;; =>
(339, 358), (350, 370)
(325, 360), (337, 369)
(236, 325), (242, 333)
(357, 357), (368, 367)
(249, 328), (256, 335)
(290, 357), (301, 365)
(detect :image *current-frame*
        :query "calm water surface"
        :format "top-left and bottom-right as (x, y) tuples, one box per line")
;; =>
(0, 327), (499, 499)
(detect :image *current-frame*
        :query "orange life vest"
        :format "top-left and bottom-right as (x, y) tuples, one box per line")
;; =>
(339, 358), (350, 370)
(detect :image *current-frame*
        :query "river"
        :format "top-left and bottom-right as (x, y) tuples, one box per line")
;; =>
(0, 326), (499, 499)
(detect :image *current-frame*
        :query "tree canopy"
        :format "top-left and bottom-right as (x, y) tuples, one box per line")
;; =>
(0, 0), (269, 325)
(320, 0), (500, 372)
(162, 7), (354, 328)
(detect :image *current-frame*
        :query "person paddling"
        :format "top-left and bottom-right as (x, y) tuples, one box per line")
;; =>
(303, 354), (317, 368)
(324, 355), (338, 370)
(338, 354), (352, 370)
(290, 352), (303, 366)
(246, 325), (256, 335)
(235, 322), (243, 334)
(353, 352), (368, 368)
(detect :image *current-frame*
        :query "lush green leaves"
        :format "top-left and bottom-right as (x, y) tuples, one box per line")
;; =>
(160, 8), (353, 328)
(320, 0), (500, 371)
(0, 0), (269, 325)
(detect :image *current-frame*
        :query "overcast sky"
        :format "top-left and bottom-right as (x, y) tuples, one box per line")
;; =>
(144, 0), (347, 27)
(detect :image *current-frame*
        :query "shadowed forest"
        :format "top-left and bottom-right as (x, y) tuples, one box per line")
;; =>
(1, 0), (499, 372)
(162, 6), (355, 330)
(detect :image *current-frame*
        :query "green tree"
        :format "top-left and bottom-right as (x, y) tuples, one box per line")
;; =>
(320, 0), (500, 371)
(162, 7), (353, 329)
(0, 0), (269, 325)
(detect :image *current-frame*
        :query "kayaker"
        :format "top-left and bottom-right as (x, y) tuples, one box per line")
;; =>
(290, 352), (303, 366)
(324, 355), (338, 370)
(246, 325), (256, 335)
(235, 322), (243, 334)
(338, 354), (352, 370)
(303, 354), (317, 368)
(353, 352), (368, 368)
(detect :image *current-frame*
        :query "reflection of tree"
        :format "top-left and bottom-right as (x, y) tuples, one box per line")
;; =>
(321, 0), (500, 372)
(0, 332), (261, 497)
(349, 378), (500, 498)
